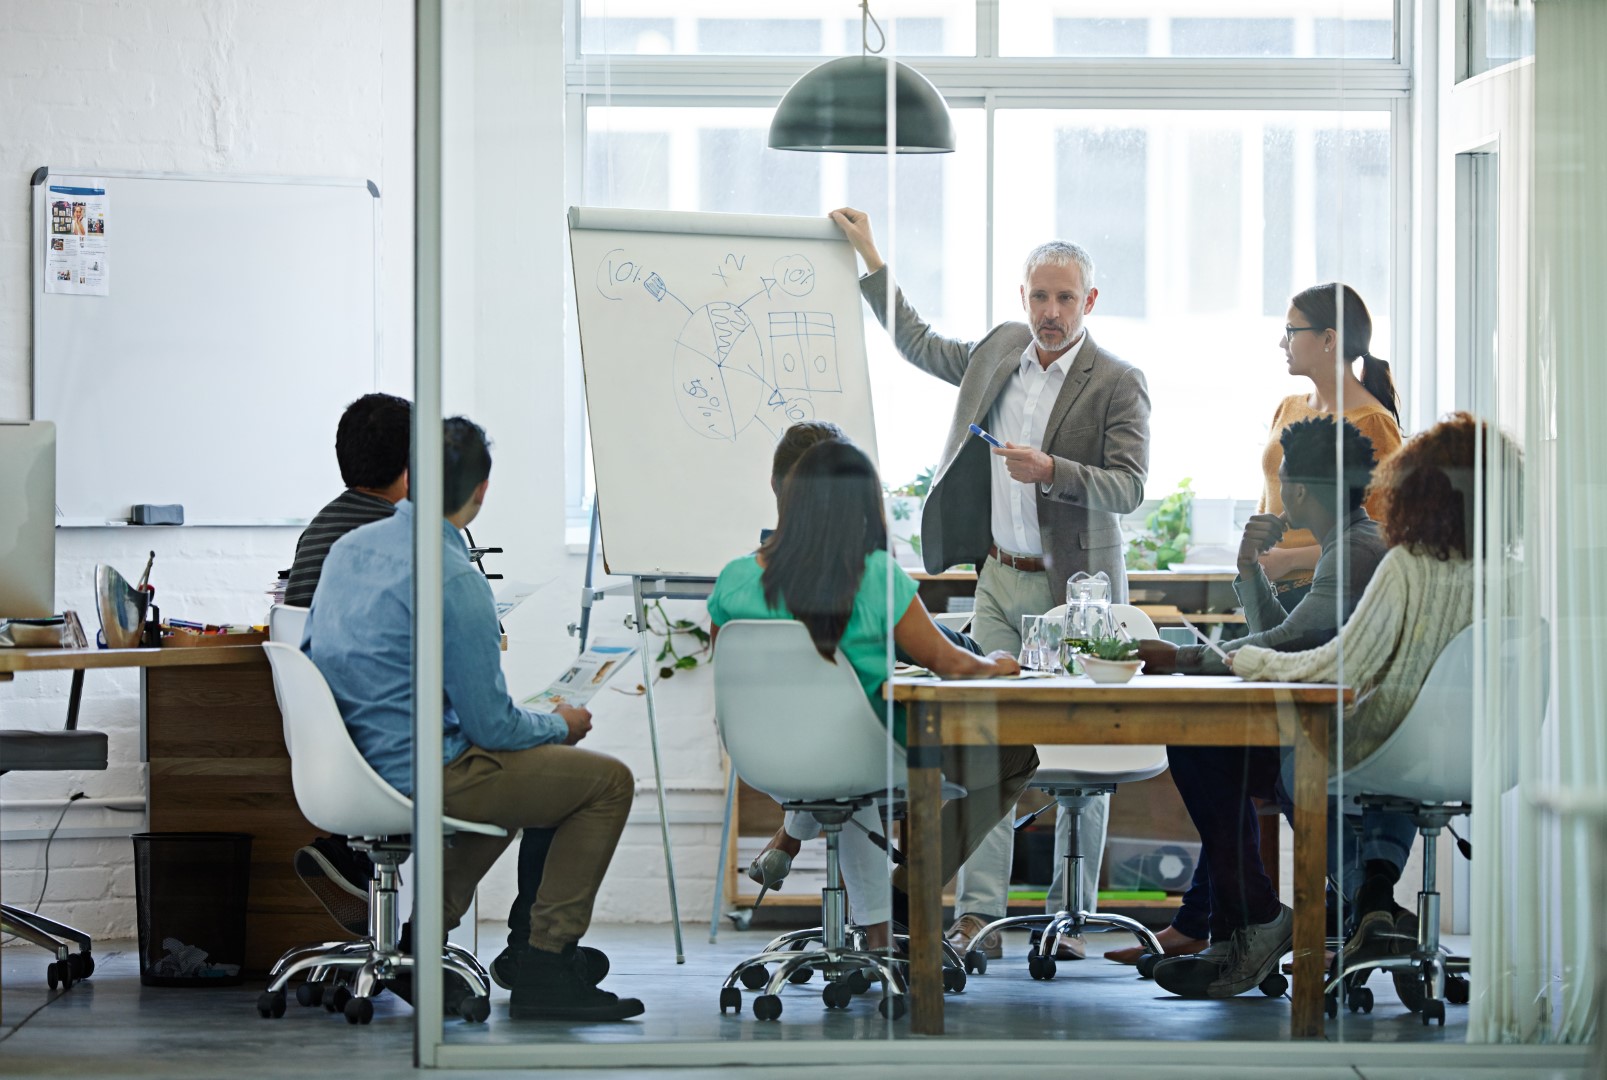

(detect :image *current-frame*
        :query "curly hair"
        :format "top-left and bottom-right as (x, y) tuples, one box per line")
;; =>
(1367, 412), (1521, 561)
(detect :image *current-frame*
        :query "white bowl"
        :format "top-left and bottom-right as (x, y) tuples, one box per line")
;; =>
(1078, 656), (1145, 684)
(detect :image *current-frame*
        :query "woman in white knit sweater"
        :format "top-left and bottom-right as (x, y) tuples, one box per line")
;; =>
(1231, 412), (1515, 768)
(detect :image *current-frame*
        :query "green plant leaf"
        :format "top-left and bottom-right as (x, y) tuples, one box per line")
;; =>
(658, 666), (675, 680)
(675, 654), (698, 670)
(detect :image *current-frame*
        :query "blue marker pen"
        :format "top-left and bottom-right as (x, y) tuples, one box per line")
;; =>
(968, 423), (1003, 448)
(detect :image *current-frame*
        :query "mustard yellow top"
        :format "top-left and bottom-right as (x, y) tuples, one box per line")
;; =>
(1257, 394), (1402, 552)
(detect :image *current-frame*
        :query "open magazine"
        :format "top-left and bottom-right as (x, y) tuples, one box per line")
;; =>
(521, 638), (639, 712)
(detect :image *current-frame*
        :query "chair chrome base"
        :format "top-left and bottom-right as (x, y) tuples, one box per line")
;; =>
(719, 802), (920, 1021)
(1324, 801), (1471, 1025)
(1, 903), (94, 990)
(256, 841), (491, 1025)
(964, 789), (1162, 978)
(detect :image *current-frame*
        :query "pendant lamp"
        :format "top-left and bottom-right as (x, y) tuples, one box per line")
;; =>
(768, 2), (955, 154)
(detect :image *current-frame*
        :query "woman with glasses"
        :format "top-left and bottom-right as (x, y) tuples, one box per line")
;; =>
(1106, 284), (1404, 971)
(1258, 283), (1403, 596)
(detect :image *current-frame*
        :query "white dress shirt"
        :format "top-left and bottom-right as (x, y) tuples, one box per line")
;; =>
(986, 331), (1084, 557)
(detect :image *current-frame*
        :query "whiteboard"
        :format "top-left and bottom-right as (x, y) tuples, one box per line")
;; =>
(569, 207), (879, 579)
(32, 168), (379, 525)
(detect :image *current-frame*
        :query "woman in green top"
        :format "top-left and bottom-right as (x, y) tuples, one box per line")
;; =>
(708, 439), (1021, 949)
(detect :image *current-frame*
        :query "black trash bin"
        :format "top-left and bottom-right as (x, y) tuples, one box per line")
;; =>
(131, 832), (252, 987)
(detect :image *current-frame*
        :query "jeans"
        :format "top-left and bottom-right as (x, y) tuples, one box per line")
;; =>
(1166, 746), (1419, 941)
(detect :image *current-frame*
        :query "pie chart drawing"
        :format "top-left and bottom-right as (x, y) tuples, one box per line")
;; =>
(672, 301), (767, 442)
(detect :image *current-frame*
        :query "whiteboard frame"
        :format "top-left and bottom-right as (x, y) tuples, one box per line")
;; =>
(29, 165), (382, 527)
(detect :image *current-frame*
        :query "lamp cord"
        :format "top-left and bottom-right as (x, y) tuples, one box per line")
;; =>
(861, 0), (886, 55)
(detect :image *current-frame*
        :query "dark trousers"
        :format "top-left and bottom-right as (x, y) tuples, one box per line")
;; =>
(507, 826), (557, 948)
(1166, 745), (1286, 942)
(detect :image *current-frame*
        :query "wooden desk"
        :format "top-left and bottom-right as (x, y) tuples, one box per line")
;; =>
(0, 646), (343, 975)
(889, 674), (1345, 1039)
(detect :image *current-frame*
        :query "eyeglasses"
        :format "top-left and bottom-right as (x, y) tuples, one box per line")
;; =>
(1283, 324), (1325, 339)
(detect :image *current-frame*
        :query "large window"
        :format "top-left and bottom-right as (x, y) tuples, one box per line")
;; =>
(995, 109), (1391, 500)
(569, 1), (1407, 517)
(1001, 0), (1394, 58)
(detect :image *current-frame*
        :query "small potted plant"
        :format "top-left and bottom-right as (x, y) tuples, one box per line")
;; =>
(1067, 634), (1146, 684)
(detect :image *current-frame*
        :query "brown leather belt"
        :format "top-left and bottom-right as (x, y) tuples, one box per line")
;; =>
(988, 544), (1046, 573)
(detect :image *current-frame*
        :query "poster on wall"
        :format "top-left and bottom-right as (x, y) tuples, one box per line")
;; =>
(44, 182), (110, 296)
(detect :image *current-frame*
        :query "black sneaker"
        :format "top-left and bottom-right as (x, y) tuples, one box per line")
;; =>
(293, 839), (370, 936)
(508, 944), (644, 1021)
(382, 968), (475, 1017)
(491, 943), (610, 990)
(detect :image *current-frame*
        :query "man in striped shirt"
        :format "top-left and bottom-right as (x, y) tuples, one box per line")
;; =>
(284, 393), (412, 608)
(285, 393), (413, 934)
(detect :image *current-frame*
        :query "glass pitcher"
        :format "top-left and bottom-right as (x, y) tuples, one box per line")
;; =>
(1061, 571), (1113, 675)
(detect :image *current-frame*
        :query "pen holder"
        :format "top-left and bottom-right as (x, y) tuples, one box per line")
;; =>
(95, 564), (147, 649)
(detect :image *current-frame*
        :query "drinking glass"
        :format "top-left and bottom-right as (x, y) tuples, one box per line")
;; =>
(1039, 614), (1066, 674)
(1019, 614), (1045, 671)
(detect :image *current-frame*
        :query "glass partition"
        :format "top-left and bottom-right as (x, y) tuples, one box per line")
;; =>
(405, 0), (1595, 1069)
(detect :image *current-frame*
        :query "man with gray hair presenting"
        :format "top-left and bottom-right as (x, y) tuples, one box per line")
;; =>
(830, 208), (1151, 962)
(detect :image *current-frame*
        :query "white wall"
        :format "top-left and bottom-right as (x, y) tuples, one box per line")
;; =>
(1, 0), (725, 942)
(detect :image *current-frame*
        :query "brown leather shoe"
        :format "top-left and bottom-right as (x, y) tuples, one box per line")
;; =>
(1052, 934), (1087, 961)
(946, 913), (1003, 959)
(1105, 938), (1208, 964)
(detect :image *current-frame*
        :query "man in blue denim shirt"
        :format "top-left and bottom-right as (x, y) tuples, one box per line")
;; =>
(305, 417), (643, 1022)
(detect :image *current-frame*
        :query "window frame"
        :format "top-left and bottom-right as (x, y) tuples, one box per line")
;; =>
(563, 1), (1414, 534)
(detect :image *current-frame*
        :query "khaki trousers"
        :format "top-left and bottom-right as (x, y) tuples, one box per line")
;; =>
(440, 743), (633, 952)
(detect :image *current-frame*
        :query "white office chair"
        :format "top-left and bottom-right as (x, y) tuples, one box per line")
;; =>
(962, 603), (1168, 979)
(256, 642), (504, 1025)
(268, 603), (310, 645)
(714, 619), (966, 1022)
(1324, 619), (1546, 1024)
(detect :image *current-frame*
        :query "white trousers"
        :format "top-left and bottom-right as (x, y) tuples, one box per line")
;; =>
(783, 807), (894, 925)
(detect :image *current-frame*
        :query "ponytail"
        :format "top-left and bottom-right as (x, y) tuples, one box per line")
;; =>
(1359, 353), (1400, 426)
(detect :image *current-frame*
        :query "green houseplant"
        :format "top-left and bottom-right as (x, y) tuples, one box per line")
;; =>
(1125, 477), (1194, 571)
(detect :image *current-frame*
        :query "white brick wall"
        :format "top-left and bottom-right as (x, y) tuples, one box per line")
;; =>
(1, 0), (729, 942)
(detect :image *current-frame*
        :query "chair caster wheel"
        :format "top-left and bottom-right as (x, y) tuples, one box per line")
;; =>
(1136, 952), (1162, 979)
(1260, 971), (1289, 997)
(727, 910), (754, 932)
(822, 982), (852, 1010)
(257, 989), (287, 1018)
(943, 966), (967, 993)
(1445, 974), (1469, 1005)
(719, 986), (743, 1013)
(753, 994), (783, 1021)
(1027, 954), (1056, 981)
(344, 996), (375, 1025)
(878, 994), (907, 1020)
(296, 981), (325, 1008)
(846, 968), (873, 995)
(788, 967), (813, 984)
(327, 984), (351, 1013)
(46, 960), (74, 991)
(963, 949), (988, 976)
(68, 952), (94, 981)
(739, 966), (769, 990)
(1348, 985), (1373, 1013)
(458, 995), (490, 1023)
(1422, 999), (1446, 1026)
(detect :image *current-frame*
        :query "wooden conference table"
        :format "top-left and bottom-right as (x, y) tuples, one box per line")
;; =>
(887, 673), (1348, 1039)
(0, 645), (337, 975)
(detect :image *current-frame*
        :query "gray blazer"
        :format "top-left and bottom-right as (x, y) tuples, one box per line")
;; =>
(860, 267), (1151, 605)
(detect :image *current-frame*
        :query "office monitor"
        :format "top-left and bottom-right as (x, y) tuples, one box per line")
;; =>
(0, 421), (56, 618)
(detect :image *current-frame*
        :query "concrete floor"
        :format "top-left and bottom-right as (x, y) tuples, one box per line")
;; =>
(0, 923), (1591, 1078)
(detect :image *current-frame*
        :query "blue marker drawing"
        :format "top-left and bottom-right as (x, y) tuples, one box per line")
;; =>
(969, 423), (1003, 448)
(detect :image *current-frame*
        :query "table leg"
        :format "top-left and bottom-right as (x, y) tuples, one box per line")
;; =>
(906, 702), (944, 1035)
(1290, 703), (1330, 1038)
